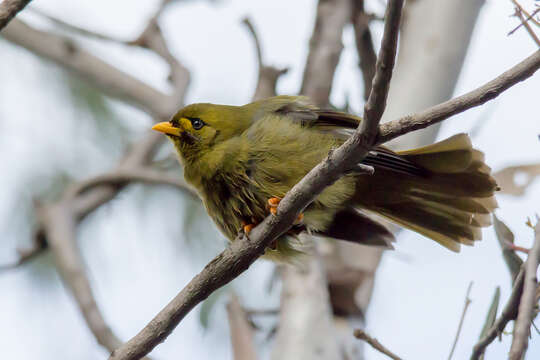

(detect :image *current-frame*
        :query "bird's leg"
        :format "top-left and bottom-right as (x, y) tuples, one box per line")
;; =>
(241, 218), (257, 236)
(267, 197), (304, 224)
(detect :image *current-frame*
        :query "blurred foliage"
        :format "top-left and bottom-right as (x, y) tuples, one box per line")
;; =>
(478, 287), (500, 360)
(493, 215), (524, 283)
(63, 74), (129, 154)
(199, 285), (228, 329)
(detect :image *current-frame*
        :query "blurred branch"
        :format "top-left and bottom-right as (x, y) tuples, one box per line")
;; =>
(66, 168), (197, 200)
(28, 7), (128, 44)
(493, 163), (540, 196)
(271, 252), (341, 360)
(108, 1), (405, 359)
(3, 4), (191, 358)
(0, 0), (31, 30)
(352, 0), (378, 100)
(470, 268), (525, 360)
(227, 293), (258, 360)
(0, 231), (47, 271)
(1, 18), (187, 119)
(299, 0), (352, 106)
(509, 0), (540, 46)
(377, 50), (540, 144)
(35, 200), (158, 359)
(353, 329), (402, 360)
(509, 221), (540, 360)
(242, 17), (288, 101)
(448, 282), (473, 360)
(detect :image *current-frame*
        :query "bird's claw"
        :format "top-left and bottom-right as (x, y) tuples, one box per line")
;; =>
(267, 197), (304, 224)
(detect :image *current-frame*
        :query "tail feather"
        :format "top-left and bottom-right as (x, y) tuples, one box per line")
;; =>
(355, 133), (498, 252)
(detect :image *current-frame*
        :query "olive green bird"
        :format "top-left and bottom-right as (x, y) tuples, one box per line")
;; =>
(152, 96), (498, 258)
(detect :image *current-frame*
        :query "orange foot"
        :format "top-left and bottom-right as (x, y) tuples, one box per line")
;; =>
(267, 197), (304, 224)
(241, 220), (256, 235)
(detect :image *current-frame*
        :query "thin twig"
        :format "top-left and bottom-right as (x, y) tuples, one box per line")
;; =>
(0, 233), (47, 271)
(0, 0), (32, 30)
(353, 329), (403, 360)
(470, 269), (525, 360)
(108, 1), (405, 359)
(511, 1), (540, 47)
(508, 2), (540, 35)
(377, 50), (540, 144)
(509, 222), (540, 359)
(241, 16), (288, 101)
(448, 282), (473, 360)
(241, 17), (263, 70)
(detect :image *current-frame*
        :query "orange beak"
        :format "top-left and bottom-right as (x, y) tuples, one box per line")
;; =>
(152, 122), (183, 136)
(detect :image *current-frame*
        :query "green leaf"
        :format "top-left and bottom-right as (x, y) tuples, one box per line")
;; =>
(478, 287), (500, 360)
(493, 215), (523, 284)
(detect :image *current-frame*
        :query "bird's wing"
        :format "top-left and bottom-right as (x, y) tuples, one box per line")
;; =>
(270, 100), (425, 177)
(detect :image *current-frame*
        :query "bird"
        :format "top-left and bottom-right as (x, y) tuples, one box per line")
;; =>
(152, 95), (498, 260)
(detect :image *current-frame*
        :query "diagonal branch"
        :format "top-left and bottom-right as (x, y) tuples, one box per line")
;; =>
(1, 19), (182, 119)
(509, 222), (540, 360)
(377, 50), (540, 144)
(0, 0), (31, 30)
(354, 329), (402, 360)
(108, 1), (405, 359)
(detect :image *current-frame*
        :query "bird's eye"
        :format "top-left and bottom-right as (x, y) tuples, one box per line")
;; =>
(189, 117), (205, 130)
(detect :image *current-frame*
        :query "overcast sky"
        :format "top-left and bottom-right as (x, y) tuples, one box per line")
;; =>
(0, 0), (539, 359)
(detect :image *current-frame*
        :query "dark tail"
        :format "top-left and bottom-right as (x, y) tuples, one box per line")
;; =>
(354, 134), (498, 252)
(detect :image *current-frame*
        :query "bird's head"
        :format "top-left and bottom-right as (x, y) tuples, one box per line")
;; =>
(152, 103), (252, 164)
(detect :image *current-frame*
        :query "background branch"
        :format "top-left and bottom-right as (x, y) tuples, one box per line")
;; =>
(352, 0), (378, 100)
(242, 17), (288, 101)
(378, 50), (540, 144)
(227, 293), (258, 360)
(299, 0), (351, 106)
(353, 329), (403, 360)
(509, 222), (540, 359)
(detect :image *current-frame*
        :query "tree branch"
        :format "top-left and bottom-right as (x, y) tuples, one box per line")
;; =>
(352, 0), (378, 100)
(470, 269), (525, 360)
(299, 0), (351, 106)
(242, 17), (288, 101)
(0, 231), (47, 271)
(108, 1), (404, 358)
(1, 19), (183, 119)
(377, 50), (540, 144)
(66, 168), (197, 200)
(509, 222), (540, 360)
(3, 6), (191, 357)
(353, 329), (402, 360)
(0, 0), (31, 30)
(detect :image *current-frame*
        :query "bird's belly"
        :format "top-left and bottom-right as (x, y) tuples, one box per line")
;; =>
(201, 176), (268, 241)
